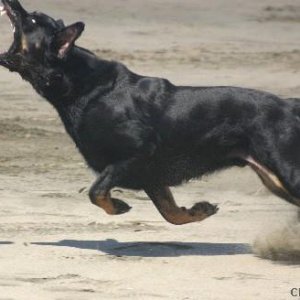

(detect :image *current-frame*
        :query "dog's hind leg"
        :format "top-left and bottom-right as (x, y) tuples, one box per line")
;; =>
(144, 183), (218, 225)
(245, 156), (300, 206)
(89, 165), (132, 215)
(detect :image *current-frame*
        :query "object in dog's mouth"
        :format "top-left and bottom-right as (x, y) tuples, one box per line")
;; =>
(0, 5), (15, 55)
(0, 5), (6, 16)
(0, 5), (15, 32)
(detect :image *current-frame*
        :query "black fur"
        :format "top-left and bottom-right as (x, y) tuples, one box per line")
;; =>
(1, 0), (300, 224)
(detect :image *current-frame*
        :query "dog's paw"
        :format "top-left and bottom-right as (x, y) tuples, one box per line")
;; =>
(189, 201), (219, 218)
(111, 198), (132, 215)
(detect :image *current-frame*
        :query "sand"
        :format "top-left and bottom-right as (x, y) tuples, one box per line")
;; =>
(0, 0), (300, 299)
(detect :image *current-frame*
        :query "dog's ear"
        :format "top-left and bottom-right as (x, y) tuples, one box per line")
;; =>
(54, 22), (85, 59)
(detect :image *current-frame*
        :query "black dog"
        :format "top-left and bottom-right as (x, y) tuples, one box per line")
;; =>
(1, 0), (300, 225)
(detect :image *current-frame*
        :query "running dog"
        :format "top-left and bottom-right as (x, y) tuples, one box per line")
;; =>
(1, 0), (300, 225)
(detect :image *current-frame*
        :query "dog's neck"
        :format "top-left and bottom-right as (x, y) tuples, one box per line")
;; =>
(36, 47), (118, 146)
(49, 47), (117, 103)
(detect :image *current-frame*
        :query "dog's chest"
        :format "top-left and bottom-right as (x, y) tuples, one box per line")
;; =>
(75, 123), (113, 173)
(55, 103), (109, 172)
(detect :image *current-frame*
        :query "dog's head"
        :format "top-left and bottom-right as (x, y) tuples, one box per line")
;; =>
(0, 0), (85, 97)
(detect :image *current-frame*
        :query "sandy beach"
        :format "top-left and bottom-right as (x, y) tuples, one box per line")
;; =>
(0, 0), (300, 299)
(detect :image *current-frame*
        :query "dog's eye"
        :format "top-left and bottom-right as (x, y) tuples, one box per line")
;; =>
(32, 19), (36, 24)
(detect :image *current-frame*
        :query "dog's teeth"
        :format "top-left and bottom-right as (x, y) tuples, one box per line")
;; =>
(0, 6), (6, 15)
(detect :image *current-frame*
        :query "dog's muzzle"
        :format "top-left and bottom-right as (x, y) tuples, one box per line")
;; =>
(0, 0), (28, 69)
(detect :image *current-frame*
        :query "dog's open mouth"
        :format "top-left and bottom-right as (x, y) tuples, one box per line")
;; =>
(1, 4), (16, 34)
(0, 0), (26, 58)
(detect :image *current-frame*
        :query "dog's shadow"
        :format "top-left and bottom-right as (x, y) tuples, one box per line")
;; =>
(32, 239), (251, 257)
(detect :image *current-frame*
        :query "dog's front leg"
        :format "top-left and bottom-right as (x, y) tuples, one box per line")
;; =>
(89, 164), (132, 215)
(144, 183), (219, 225)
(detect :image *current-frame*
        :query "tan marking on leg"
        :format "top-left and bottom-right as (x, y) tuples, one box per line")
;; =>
(93, 192), (116, 215)
(246, 156), (286, 189)
(92, 192), (131, 215)
(145, 186), (218, 225)
(245, 156), (295, 202)
(161, 206), (213, 225)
